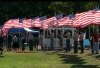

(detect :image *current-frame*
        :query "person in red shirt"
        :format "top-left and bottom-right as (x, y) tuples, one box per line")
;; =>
(93, 30), (99, 54)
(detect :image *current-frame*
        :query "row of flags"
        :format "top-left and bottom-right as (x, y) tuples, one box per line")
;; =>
(1, 7), (100, 35)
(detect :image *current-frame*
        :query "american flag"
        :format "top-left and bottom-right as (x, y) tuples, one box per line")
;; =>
(81, 9), (98, 28)
(31, 17), (41, 27)
(3, 19), (15, 28)
(12, 18), (23, 28)
(80, 7), (100, 28)
(69, 11), (94, 28)
(68, 13), (75, 20)
(23, 19), (32, 28)
(2, 28), (9, 36)
(43, 16), (57, 29)
(39, 16), (47, 27)
(62, 14), (75, 27)
(94, 10), (100, 25)
(72, 13), (82, 28)
(77, 12), (92, 28)
(57, 17), (67, 26)
(55, 13), (63, 26)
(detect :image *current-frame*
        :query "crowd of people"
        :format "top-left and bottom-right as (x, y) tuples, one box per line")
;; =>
(40, 29), (100, 54)
(0, 29), (100, 57)
(0, 33), (37, 57)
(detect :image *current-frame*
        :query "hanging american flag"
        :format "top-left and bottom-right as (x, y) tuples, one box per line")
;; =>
(39, 16), (47, 28)
(32, 17), (41, 27)
(80, 7), (99, 28)
(57, 17), (67, 26)
(68, 13), (75, 20)
(12, 18), (23, 28)
(72, 13), (82, 28)
(23, 19), (32, 28)
(81, 9), (99, 28)
(77, 12), (92, 28)
(43, 16), (57, 29)
(94, 10), (100, 25)
(55, 13), (63, 26)
(2, 28), (9, 36)
(3, 19), (15, 28)
(62, 14), (75, 27)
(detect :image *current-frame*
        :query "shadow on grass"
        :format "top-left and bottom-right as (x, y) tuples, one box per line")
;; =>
(58, 54), (86, 64)
(71, 64), (99, 68)
(58, 53), (99, 68)
(95, 55), (100, 60)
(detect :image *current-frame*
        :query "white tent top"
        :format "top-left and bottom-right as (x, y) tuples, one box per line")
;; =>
(24, 28), (39, 33)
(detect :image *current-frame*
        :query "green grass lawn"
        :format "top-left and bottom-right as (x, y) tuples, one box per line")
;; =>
(0, 50), (100, 68)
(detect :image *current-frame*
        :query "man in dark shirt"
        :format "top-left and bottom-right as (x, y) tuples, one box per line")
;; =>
(8, 34), (12, 51)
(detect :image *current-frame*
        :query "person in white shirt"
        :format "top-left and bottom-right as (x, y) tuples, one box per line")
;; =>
(39, 33), (44, 50)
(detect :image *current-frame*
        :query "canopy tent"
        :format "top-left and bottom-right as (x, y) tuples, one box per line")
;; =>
(8, 28), (39, 33)
(24, 28), (39, 33)
(8, 28), (26, 33)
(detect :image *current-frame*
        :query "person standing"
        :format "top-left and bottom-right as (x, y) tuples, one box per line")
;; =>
(90, 35), (94, 54)
(21, 35), (26, 52)
(0, 35), (3, 57)
(7, 34), (12, 51)
(28, 33), (34, 51)
(93, 30), (99, 54)
(73, 30), (79, 53)
(12, 35), (18, 51)
(59, 31), (63, 51)
(50, 32), (55, 50)
(39, 33), (44, 50)
(65, 30), (71, 52)
(79, 31), (85, 53)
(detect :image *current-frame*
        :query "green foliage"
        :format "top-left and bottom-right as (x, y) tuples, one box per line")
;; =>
(0, 1), (100, 26)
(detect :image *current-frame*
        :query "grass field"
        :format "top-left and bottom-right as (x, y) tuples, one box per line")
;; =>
(0, 50), (100, 68)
